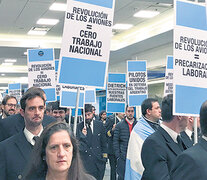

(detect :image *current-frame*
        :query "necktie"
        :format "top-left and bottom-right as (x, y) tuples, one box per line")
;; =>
(86, 124), (92, 146)
(33, 136), (39, 144)
(177, 135), (185, 151)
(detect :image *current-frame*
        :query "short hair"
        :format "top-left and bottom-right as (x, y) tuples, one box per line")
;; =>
(141, 98), (159, 117)
(51, 100), (67, 112)
(99, 110), (106, 118)
(23, 122), (89, 179)
(125, 105), (134, 111)
(2, 95), (17, 105)
(200, 100), (207, 136)
(20, 88), (45, 111)
(85, 104), (93, 113)
(161, 94), (173, 122)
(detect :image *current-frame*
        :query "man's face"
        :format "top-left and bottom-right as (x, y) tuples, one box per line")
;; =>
(147, 102), (161, 122)
(20, 96), (45, 128)
(101, 112), (107, 121)
(52, 109), (66, 122)
(85, 111), (93, 123)
(125, 107), (134, 120)
(3, 98), (17, 117)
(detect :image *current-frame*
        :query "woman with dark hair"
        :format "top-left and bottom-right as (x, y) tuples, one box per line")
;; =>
(23, 121), (94, 180)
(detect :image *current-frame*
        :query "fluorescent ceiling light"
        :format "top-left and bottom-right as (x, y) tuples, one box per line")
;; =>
(1, 63), (13, 66)
(27, 30), (47, 36)
(112, 24), (133, 30)
(4, 59), (17, 63)
(134, 10), (160, 18)
(36, 18), (59, 25)
(1, 74), (5, 76)
(49, 3), (67, 11)
(24, 52), (27, 55)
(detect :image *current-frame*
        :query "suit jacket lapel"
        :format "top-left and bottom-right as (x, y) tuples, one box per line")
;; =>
(14, 132), (33, 161)
(181, 131), (193, 148)
(199, 138), (207, 152)
(158, 127), (183, 155)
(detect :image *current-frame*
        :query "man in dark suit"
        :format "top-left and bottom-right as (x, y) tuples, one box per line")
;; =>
(76, 104), (108, 180)
(141, 94), (189, 180)
(0, 88), (55, 142)
(170, 100), (207, 180)
(0, 88), (47, 180)
(105, 113), (125, 180)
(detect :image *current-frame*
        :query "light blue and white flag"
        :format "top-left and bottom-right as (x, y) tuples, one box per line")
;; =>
(125, 116), (155, 179)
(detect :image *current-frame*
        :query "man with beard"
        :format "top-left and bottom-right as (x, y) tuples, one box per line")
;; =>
(0, 95), (17, 119)
(76, 104), (108, 180)
(0, 87), (55, 142)
(51, 100), (67, 122)
(113, 106), (137, 180)
(0, 88), (46, 180)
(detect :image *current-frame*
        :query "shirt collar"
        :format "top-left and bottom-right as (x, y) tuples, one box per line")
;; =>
(24, 127), (43, 146)
(185, 128), (193, 139)
(87, 119), (94, 133)
(161, 123), (179, 143)
(142, 115), (160, 125)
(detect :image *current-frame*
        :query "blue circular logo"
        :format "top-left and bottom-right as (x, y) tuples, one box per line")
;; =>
(38, 51), (44, 56)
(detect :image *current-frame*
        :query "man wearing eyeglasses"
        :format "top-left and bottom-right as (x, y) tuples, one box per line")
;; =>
(1, 95), (17, 119)
(113, 105), (137, 180)
(51, 100), (67, 122)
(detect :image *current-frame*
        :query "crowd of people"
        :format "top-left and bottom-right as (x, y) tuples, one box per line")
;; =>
(0, 87), (206, 180)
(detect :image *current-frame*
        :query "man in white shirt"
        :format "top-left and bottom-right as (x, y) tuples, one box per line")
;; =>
(141, 94), (189, 180)
(0, 88), (46, 180)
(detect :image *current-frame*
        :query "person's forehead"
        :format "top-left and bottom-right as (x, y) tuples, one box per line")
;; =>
(127, 107), (134, 111)
(26, 96), (44, 105)
(152, 101), (159, 108)
(7, 98), (17, 103)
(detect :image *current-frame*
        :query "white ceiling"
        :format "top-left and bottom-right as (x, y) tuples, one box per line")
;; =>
(0, 0), (182, 90)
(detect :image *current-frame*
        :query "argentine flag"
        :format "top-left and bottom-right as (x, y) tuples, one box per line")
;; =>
(125, 116), (155, 179)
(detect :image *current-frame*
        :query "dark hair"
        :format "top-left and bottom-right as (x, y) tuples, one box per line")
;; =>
(99, 110), (106, 118)
(2, 95), (17, 105)
(200, 100), (207, 136)
(125, 105), (134, 111)
(161, 94), (173, 122)
(20, 88), (45, 110)
(23, 122), (90, 180)
(51, 100), (67, 112)
(141, 98), (158, 116)
(85, 104), (93, 113)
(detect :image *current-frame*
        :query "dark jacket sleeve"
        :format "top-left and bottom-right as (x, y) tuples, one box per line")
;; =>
(113, 123), (120, 159)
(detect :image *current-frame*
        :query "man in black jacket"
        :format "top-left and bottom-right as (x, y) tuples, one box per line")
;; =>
(113, 106), (137, 180)
(105, 112), (125, 180)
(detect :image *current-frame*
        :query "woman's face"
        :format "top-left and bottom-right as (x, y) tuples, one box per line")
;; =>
(46, 130), (73, 174)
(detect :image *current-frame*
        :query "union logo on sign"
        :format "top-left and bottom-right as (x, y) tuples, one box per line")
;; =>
(38, 51), (44, 56)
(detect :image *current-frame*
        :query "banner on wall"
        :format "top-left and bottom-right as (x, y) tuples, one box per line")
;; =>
(127, 60), (148, 107)
(164, 56), (173, 96)
(27, 48), (56, 102)
(57, 0), (115, 88)
(8, 83), (21, 102)
(106, 73), (126, 113)
(174, 0), (207, 116)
